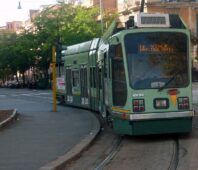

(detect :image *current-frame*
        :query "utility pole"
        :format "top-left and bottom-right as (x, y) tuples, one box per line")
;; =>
(56, 39), (62, 77)
(140, 0), (145, 12)
(52, 46), (57, 112)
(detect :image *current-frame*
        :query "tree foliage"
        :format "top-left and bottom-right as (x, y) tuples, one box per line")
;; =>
(0, 3), (118, 85)
(34, 3), (102, 45)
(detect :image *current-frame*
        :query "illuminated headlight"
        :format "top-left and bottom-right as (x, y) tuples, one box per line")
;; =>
(178, 97), (189, 110)
(133, 99), (145, 112)
(154, 98), (169, 109)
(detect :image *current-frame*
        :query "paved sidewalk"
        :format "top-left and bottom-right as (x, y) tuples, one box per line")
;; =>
(0, 89), (100, 170)
(0, 109), (99, 170)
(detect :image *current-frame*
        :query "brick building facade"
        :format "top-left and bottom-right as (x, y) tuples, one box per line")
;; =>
(6, 21), (23, 33)
(145, 0), (198, 68)
(83, 0), (117, 10)
(115, 0), (198, 68)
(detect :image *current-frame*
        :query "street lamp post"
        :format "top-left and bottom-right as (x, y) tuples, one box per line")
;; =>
(18, 1), (22, 9)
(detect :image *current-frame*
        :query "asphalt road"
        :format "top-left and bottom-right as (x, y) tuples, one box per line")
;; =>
(66, 83), (198, 170)
(0, 88), (98, 170)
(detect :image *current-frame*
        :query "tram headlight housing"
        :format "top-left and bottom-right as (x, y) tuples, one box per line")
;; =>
(133, 99), (145, 112)
(154, 98), (169, 109)
(178, 97), (189, 110)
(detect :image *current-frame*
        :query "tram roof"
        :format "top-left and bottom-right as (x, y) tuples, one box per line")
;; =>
(102, 13), (187, 43)
(65, 38), (100, 56)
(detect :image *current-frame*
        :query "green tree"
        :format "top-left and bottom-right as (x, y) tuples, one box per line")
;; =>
(33, 3), (102, 83)
(0, 30), (37, 84)
(13, 31), (37, 84)
(0, 3), (118, 85)
(0, 30), (17, 82)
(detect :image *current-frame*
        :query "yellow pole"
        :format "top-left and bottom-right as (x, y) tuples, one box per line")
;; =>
(52, 46), (57, 112)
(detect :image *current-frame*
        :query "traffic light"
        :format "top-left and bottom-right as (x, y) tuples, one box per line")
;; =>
(61, 49), (67, 61)
(56, 42), (67, 63)
(56, 42), (62, 63)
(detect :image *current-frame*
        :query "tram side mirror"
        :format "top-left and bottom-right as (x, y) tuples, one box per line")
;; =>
(109, 36), (119, 45)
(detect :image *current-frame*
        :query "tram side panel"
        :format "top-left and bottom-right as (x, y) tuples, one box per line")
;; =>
(65, 52), (90, 109)
(63, 39), (100, 110)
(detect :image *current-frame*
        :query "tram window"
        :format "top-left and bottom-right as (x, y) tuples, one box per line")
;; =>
(90, 67), (96, 88)
(110, 44), (127, 106)
(84, 68), (88, 97)
(80, 68), (84, 96)
(93, 67), (96, 88)
(104, 53), (108, 78)
(90, 67), (93, 87)
(72, 70), (80, 87)
(66, 68), (72, 95)
(125, 32), (189, 89)
(80, 67), (88, 97)
(99, 68), (102, 89)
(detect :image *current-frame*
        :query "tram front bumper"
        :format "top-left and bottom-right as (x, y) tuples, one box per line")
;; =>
(129, 110), (194, 121)
(112, 110), (194, 135)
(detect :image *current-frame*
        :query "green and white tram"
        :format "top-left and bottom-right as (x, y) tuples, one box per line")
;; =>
(60, 13), (194, 135)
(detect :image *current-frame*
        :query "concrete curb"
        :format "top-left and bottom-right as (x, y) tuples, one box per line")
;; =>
(0, 109), (18, 129)
(40, 113), (101, 170)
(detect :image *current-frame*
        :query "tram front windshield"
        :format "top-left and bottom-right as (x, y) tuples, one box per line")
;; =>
(124, 32), (189, 90)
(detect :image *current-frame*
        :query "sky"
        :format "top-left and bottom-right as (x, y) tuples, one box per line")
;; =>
(0, 0), (58, 26)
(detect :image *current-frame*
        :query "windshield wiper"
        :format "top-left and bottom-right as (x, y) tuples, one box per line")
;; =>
(158, 70), (183, 92)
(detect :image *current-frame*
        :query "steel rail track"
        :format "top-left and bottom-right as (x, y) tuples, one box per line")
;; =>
(94, 135), (123, 170)
(169, 136), (180, 170)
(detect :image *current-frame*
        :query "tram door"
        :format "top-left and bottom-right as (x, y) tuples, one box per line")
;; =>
(103, 53), (109, 106)
(66, 67), (73, 103)
(80, 65), (89, 106)
(99, 52), (108, 117)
